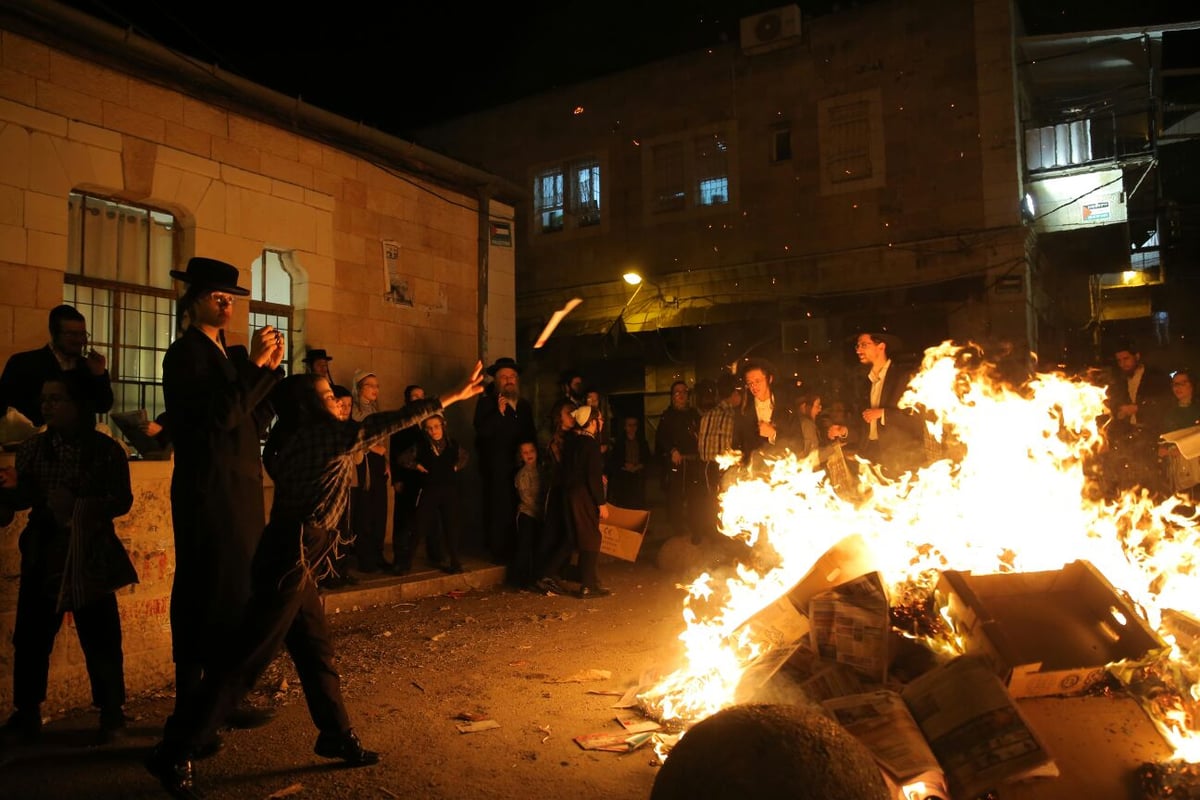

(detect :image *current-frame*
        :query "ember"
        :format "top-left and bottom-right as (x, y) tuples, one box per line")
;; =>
(638, 341), (1200, 777)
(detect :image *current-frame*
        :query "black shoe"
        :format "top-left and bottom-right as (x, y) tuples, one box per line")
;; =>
(534, 577), (565, 595)
(443, 563), (464, 575)
(145, 745), (202, 800)
(1, 708), (41, 745)
(314, 729), (380, 767)
(577, 586), (612, 599)
(390, 562), (411, 576)
(224, 705), (275, 730)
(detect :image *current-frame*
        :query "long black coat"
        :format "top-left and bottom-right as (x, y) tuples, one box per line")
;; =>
(162, 327), (280, 664)
(562, 432), (605, 554)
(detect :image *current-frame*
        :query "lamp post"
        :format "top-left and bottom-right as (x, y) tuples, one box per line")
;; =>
(605, 271), (646, 346)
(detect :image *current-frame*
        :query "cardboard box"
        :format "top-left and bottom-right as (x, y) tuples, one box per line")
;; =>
(935, 560), (1163, 698)
(599, 504), (650, 562)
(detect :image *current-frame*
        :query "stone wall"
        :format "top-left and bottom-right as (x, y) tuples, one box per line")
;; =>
(0, 25), (512, 714)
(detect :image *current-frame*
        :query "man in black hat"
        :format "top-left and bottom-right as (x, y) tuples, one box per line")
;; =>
(0, 304), (113, 428)
(853, 329), (923, 478)
(302, 348), (349, 402)
(162, 256), (286, 736)
(473, 357), (536, 569)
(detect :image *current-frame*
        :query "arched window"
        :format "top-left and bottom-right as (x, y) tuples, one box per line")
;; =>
(64, 191), (178, 420)
(249, 249), (295, 367)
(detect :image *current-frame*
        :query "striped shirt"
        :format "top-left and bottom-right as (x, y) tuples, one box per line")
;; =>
(698, 400), (738, 462)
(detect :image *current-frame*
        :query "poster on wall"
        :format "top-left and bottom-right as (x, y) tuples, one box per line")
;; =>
(381, 239), (413, 307)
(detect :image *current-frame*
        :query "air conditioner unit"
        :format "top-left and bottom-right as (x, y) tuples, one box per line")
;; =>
(741, 4), (802, 55)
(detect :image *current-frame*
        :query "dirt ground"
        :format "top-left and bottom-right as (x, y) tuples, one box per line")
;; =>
(0, 552), (712, 800)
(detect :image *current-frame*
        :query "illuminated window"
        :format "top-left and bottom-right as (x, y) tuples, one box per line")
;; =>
(644, 125), (737, 218)
(695, 133), (729, 206)
(534, 168), (565, 233)
(64, 191), (178, 421)
(249, 249), (295, 368)
(532, 156), (604, 235)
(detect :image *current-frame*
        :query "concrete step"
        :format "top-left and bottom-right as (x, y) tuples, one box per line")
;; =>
(318, 559), (507, 609)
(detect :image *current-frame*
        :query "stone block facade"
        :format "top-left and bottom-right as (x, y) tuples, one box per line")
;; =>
(0, 26), (514, 714)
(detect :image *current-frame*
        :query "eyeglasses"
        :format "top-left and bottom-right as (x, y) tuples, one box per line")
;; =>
(207, 293), (236, 308)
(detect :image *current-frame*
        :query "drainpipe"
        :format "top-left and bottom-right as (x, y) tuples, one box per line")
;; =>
(478, 189), (491, 368)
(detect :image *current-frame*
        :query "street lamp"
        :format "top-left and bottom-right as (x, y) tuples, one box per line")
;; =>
(607, 271), (646, 343)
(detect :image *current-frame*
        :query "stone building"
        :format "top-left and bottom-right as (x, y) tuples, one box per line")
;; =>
(411, 0), (1199, 426)
(0, 1), (517, 712)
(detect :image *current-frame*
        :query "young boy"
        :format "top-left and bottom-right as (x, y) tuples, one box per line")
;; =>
(397, 413), (469, 574)
(511, 440), (544, 588)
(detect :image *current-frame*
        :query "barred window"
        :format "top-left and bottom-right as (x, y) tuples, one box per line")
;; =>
(531, 156), (604, 236)
(64, 191), (178, 422)
(651, 140), (686, 213)
(249, 249), (295, 368)
(694, 132), (729, 206)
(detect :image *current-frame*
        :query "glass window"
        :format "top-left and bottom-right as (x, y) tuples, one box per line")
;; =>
(64, 191), (179, 425)
(572, 160), (601, 227)
(534, 168), (565, 233)
(249, 249), (295, 368)
(771, 126), (792, 162)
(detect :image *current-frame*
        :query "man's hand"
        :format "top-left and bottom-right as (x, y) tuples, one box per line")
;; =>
(670, 448), (682, 466)
(827, 424), (849, 441)
(249, 326), (278, 368)
(757, 421), (776, 440)
(599, 504), (610, 521)
(267, 331), (285, 371)
(1117, 403), (1138, 421)
(862, 408), (884, 424)
(85, 349), (107, 376)
(441, 361), (485, 408)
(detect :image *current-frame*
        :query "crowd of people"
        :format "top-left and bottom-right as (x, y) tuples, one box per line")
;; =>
(1, 262), (1198, 798)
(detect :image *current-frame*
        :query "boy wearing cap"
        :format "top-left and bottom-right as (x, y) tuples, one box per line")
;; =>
(162, 257), (286, 733)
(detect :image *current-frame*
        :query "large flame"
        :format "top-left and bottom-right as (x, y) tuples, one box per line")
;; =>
(639, 342), (1200, 762)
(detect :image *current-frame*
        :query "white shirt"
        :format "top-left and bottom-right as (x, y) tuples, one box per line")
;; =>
(868, 359), (891, 441)
(754, 396), (776, 444)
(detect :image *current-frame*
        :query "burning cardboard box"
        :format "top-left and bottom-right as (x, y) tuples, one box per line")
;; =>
(599, 504), (650, 562)
(936, 560), (1163, 698)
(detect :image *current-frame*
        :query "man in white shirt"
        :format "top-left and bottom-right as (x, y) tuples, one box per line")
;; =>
(854, 329), (923, 479)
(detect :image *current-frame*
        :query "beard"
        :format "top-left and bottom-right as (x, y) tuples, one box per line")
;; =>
(500, 385), (520, 404)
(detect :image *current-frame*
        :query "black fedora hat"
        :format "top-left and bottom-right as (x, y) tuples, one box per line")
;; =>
(303, 348), (333, 364)
(486, 357), (521, 376)
(170, 257), (250, 296)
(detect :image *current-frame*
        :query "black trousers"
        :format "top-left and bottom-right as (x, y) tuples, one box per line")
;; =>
(13, 575), (125, 713)
(351, 452), (389, 571)
(403, 487), (460, 569)
(391, 479), (427, 564)
(163, 519), (351, 755)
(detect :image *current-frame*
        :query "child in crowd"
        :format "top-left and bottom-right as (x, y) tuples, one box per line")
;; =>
(397, 413), (469, 574)
(511, 440), (545, 588)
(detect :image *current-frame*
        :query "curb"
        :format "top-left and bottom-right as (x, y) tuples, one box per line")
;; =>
(319, 561), (508, 609)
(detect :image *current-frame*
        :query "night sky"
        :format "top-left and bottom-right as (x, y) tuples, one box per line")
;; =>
(54, 0), (1199, 138)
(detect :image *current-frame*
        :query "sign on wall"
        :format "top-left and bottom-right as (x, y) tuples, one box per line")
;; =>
(381, 239), (413, 307)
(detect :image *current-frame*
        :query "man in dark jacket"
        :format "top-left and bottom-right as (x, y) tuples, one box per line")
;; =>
(162, 257), (285, 734)
(1105, 339), (1171, 494)
(473, 357), (537, 568)
(655, 380), (703, 540)
(853, 329), (924, 479)
(734, 358), (796, 465)
(0, 304), (113, 427)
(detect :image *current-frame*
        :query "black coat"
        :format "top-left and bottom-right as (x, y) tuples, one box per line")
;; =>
(0, 345), (114, 426)
(563, 432), (605, 553)
(162, 327), (280, 663)
(734, 390), (797, 462)
(855, 361), (924, 477)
